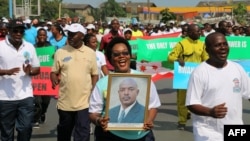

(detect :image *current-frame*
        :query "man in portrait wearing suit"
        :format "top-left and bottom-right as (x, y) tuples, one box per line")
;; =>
(109, 78), (145, 123)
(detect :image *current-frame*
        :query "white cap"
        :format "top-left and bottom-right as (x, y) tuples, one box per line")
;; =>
(180, 21), (187, 25)
(169, 20), (175, 24)
(67, 23), (86, 35)
(2, 19), (9, 23)
(160, 23), (166, 27)
(86, 24), (95, 30)
(23, 19), (31, 24)
(47, 21), (52, 25)
(123, 28), (132, 34)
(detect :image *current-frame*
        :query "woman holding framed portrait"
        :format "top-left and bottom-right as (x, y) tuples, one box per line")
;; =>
(89, 37), (161, 141)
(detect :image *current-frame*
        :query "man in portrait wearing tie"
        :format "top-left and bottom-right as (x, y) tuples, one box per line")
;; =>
(109, 78), (145, 123)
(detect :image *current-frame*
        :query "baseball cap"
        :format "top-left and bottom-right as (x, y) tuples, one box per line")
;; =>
(2, 19), (9, 23)
(123, 28), (132, 34)
(23, 19), (31, 24)
(86, 24), (95, 30)
(67, 23), (86, 35)
(8, 19), (25, 28)
(47, 21), (52, 25)
(160, 23), (166, 27)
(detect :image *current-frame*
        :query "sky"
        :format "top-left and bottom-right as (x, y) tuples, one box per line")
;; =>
(63, 0), (204, 7)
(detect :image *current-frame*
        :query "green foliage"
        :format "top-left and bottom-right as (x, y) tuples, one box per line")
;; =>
(233, 3), (247, 25)
(0, 0), (10, 18)
(90, 8), (102, 21)
(160, 8), (176, 23)
(101, 0), (126, 20)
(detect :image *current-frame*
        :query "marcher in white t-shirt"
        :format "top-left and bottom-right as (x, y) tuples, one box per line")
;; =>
(186, 32), (250, 141)
(83, 33), (109, 78)
(0, 19), (40, 141)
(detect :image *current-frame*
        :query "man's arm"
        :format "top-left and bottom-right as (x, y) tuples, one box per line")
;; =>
(187, 103), (227, 118)
(143, 108), (158, 130)
(29, 67), (40, 76)
(50, 72), (59, 89)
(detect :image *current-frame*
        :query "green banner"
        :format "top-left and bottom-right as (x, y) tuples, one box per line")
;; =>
(35, 46), (55, 67)
(136, 36), (250, 62)
(137, 37), (182, 61)
(224, 36), (250, 59)
(129, 40), (138, 54)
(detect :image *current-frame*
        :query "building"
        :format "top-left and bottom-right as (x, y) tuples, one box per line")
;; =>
(62, 3), (95, 23)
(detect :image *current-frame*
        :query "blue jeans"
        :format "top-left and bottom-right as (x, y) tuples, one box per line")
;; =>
(57, 108), (90, 141)
(0, 97), (34, 141)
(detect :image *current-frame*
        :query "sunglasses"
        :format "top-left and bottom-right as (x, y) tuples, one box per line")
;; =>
(11, 29), (25, 34)
(112, 51), (130, 57)
(68, 31), (78, 37)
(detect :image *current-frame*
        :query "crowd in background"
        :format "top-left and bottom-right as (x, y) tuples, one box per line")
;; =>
(0, 15), (250, 141)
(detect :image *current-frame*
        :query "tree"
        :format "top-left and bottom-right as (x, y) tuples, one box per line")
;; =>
(0, 0), (11, 18)
(100, 0), (126, 20)
(233, 3), (247, 25)
(90, 8), (102, 22)
(160, 8), (176, 23)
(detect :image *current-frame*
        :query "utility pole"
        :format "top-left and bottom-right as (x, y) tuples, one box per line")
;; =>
(24, 0), (30, 19)
(147, 0), (150, 23)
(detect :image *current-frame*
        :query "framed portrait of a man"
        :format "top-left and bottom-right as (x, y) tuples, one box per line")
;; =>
(105, 73), (151, 130)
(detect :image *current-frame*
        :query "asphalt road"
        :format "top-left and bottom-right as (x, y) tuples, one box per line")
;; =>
(26, 79), (250, 141)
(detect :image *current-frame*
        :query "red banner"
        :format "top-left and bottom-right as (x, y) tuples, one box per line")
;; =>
(32, 67), (58, 96)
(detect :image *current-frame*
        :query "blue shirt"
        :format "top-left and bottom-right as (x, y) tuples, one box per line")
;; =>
(49, 36), (67, 50)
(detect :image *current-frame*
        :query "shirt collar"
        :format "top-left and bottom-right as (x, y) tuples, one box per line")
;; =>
(5, 35), (25, 49)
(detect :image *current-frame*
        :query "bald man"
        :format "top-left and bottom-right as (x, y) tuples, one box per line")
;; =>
(109, 78), (145, 123)
(186, 32), (250, 141)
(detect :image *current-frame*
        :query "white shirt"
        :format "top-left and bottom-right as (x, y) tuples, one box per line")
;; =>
(0, 37), (40, 100)
(186, 61), (250, 141)
(96, 50), (106, 78)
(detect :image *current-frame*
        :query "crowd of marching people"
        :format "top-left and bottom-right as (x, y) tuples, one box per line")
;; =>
(0, 15), (250, 141)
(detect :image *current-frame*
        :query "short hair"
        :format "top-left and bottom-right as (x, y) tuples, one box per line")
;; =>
(37, 28), (47, 35)
(83, 33), (96, 45)
(205, 32), (225, 49)
(106, 37), (132, 64)
(218, 20), (226, 28)
(52, 23), (65, 36)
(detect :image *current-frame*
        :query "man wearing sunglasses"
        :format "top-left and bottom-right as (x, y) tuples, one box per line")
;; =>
(0, 19), (40, 141)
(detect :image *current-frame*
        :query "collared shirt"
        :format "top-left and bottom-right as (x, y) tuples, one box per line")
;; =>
(99, 31), (122, 52)
(168, 37), (209, 63)
(0, 36), (40, 100)
(52, 44), (98, 111)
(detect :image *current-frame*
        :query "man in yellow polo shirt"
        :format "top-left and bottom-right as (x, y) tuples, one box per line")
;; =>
(50, 23), (98, 141)
(131, 23), (143, 37)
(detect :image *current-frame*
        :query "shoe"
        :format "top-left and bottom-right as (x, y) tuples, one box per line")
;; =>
(33, 122), (40, 129)
(40, 114), (46, 124)
(177, 124), (185, 130)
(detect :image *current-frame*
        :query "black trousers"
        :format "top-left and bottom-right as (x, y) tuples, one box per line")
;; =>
(57, 108), (90, 141)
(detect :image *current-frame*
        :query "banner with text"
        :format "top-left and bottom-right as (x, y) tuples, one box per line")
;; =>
(173, 62), (198, 89)
(36, 46), (55, 66)
(135, 36), (250, 63)
(173, 60), (250, 89)
(32, 67), (58, 96)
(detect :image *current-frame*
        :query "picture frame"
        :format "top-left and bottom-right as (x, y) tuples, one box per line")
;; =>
(105, 73), (151, 130)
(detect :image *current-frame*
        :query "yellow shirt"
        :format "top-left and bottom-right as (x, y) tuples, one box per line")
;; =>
(132, 30), (143, 37)
(52, 45), (98, 111)
(168, 37), (209, 63)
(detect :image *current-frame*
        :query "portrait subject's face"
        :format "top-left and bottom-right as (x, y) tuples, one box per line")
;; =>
(118, 80), (139, 108)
